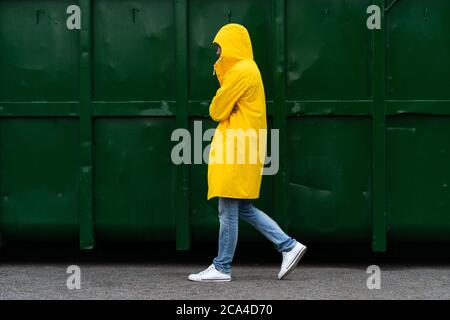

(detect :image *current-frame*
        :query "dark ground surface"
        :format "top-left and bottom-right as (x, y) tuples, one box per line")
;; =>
(0, 242), (449, 299)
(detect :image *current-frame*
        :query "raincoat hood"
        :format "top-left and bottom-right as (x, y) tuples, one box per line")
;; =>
(213, 23), (254, 85)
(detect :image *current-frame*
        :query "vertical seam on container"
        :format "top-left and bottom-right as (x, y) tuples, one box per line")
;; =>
(79, 0), (95, 249)
(371, 0), (387, 252)
(175, 0), (191, 250)
(273, 0), (289, 231)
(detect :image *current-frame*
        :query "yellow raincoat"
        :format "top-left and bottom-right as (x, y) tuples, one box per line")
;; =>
(207, 24), (267, 200)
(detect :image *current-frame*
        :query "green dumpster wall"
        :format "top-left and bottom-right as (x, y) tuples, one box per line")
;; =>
(0, 0), (449, 251)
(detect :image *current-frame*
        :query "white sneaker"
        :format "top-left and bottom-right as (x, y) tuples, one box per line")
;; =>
(188, 264), (232, 282)
(278, 242), (307, 280)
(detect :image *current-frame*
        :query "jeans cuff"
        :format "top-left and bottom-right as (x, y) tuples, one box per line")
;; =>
(213, 262), (231, 275)
(279, 239), (297, 252)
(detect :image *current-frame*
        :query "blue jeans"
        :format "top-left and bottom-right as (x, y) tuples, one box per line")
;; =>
(212, 197), (296, 275)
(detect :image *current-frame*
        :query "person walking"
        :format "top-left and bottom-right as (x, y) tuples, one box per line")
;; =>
(188, 23), (306, 282)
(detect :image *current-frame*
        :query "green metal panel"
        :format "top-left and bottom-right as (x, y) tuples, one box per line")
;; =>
(189, 118), (220, 241)
(386, 0), (450, 100)
(286, 0), (385, 250)
(0, 118), (79, 242)
(92, 0), (175, 101)
(0, 0), (79, 101)
(286, 0), (371, 100)
(0, 0), (449, 251)
(387, 116), (450, 241)
(287, 117), (371, 242)
(384, 0), (450, 244)
(94, 118), (176, 242)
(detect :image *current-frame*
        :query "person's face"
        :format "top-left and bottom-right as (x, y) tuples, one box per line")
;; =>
(216, 45), (222, 58)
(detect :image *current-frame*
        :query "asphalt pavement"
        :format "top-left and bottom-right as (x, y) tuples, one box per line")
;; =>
(0, 262), (449, 299)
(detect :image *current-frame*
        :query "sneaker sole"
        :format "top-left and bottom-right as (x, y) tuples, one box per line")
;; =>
(188, 278), (231, 283)
(278, 246), (307, 280)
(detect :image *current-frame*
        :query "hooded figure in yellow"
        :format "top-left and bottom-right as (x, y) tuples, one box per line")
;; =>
(188, 24), (307, 282)
(207, 23), (267, 200)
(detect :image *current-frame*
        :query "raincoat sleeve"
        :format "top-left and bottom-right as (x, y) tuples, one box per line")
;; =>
(209, 68), (249, 122)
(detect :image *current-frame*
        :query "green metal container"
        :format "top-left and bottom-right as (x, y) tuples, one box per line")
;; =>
(0, 0), (449, 252)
